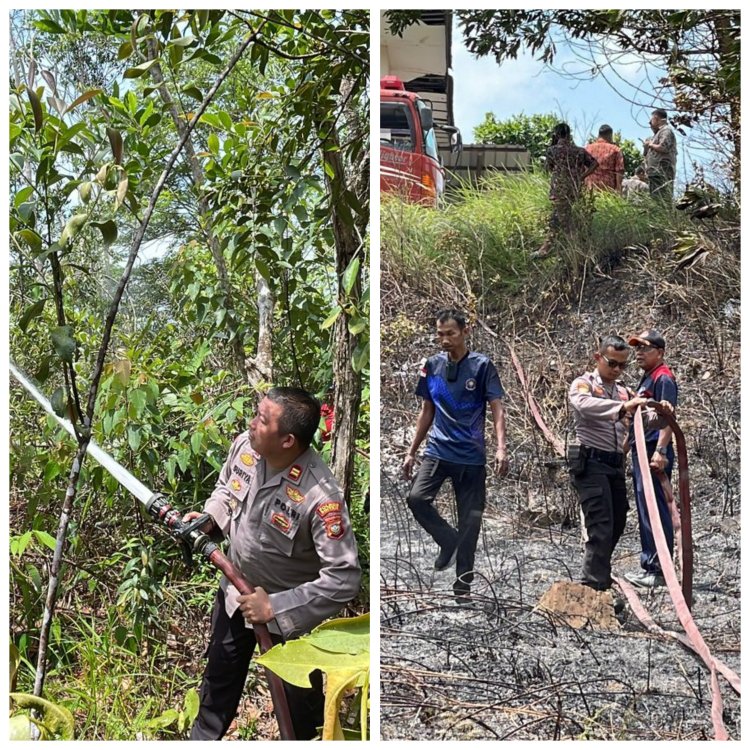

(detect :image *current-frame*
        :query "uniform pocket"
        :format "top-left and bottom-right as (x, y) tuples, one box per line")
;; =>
(260, 515), (299, 557)
(566, 444), (588, 477)
(575, 481), (610, 527)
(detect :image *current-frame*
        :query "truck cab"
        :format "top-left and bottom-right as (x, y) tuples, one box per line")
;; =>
(380, 76), (461, 206)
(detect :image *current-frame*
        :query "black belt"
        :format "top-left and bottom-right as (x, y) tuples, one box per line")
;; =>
(584, 446), (624, 467)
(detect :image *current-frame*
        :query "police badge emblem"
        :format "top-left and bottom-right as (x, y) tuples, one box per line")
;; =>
(285, 485), (305, 504)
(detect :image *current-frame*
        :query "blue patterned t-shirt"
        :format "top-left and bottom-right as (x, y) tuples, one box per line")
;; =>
(415, 351), (504, 465)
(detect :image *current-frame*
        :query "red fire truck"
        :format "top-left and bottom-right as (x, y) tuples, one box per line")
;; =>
(380, 75), (461, 206)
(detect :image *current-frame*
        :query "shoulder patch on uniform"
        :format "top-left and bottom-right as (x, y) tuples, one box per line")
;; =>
(287, 464), (303, 482)
(576, 381), (591, 393)
(316, 500), (342, 518)
(285, 485), (306, 504)
(324, 515), (344, 539)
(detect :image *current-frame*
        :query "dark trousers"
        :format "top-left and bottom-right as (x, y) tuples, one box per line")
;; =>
(571, 457), (628, 589)
(632, 442), (675, 574)
(648, 170), (674, 201)
(407, 457), (486, 582)
(190, 589), (324, 741)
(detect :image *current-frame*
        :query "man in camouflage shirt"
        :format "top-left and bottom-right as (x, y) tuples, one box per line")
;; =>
(534, 122), (598, 258)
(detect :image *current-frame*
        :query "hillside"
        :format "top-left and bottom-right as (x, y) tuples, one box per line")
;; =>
(379, 202), (740, 740)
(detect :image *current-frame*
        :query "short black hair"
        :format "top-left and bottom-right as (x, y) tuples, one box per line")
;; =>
(266, 387), (321, 449)
(435, 309), (467, 329)
(552, 122), (571, 142)
(598, 124), (613, 137)
(598, 335), (628, 354)
(652, 108), (668, 120)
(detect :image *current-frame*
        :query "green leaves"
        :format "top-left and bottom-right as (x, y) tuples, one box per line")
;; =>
(50, 387), (67, 418)
(19, 300), (47, 333)
(60, 214), (87, 247)
(342, 256), (360, 296)
(10, 694), (75, 740)
(27, 87), (44, 133)
(91, 219), (118, 245)
(51, 326), (76, 363)
(256, 614), (370, 740)
(123, 59), (159, 79)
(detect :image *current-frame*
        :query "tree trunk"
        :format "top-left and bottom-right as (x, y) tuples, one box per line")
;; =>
(147, 39), (252, 381)
(320, 134), (363, 502)
(711, 12), (740, 190)
(245, 275), (274, 390)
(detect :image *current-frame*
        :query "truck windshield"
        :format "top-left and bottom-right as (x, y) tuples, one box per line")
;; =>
(381, 102), (415, 153)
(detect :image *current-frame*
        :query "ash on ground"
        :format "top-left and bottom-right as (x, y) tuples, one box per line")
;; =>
(380, 245), (741, 741)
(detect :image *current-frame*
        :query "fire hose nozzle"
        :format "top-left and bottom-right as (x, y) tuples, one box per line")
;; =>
(144, 493), (217, 564)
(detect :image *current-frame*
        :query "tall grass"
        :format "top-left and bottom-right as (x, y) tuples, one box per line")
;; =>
(381, 170), (693, 294)
(13, 580), (211, 740)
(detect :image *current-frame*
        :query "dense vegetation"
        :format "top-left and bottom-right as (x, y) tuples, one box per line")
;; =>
(10, 9), (369, 740)
(473, 113), (643, 176)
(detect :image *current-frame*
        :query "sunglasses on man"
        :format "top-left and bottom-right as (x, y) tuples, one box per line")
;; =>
(601, 355), (629, 370)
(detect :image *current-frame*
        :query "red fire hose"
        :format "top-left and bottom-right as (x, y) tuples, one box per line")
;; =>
(614, 405), (740, 741)
(147, 494), (296, 740)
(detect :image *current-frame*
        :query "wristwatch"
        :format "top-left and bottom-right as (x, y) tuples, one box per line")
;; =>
(655, 446), (668, 456)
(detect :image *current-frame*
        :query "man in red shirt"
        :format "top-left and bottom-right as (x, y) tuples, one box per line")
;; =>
(585, 124), (625, 194)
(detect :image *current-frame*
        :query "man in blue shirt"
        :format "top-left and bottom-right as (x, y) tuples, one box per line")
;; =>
(402, 309), (508, 601)
(625, 329), (679, 588)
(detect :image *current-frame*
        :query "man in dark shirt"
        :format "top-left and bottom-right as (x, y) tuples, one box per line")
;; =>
(402, 309), (508, 601)
(625, 329), (679, 588)
(534, 122), (598, 258)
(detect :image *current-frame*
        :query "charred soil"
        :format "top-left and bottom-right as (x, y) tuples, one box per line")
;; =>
(380, 237), (740, 740)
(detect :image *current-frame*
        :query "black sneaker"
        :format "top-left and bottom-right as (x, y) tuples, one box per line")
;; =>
(434, 544), (458, 571)
(612, 595), (626, 615)
(453, 578), (471, 603)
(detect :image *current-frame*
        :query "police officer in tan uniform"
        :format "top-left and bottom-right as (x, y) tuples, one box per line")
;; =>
(186, 386), (361, 740)
(568, 336), (672, 591)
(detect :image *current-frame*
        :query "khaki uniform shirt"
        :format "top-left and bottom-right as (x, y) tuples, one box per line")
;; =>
(569, 371), (667, 453)
(204, 433), (361, 639)
(569, 371), (630, 452)
(645, 124), (677, 180)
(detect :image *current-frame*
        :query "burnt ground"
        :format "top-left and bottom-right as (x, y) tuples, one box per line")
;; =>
(379, 241), (741, 740)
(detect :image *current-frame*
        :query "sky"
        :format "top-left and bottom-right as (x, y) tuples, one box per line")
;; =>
(451, 26), (711, 186)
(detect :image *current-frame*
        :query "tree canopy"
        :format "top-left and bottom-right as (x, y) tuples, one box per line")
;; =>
(386, 9), (740, 189)
(10, 8), (369, 740)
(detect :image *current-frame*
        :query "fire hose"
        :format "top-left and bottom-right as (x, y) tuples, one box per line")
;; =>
(507, 352), (740, 739)
(9, 361), (296, 740)
(612, 404), (740, 741)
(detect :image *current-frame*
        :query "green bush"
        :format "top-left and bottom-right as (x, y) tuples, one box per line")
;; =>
(382, 171), (693, 293)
